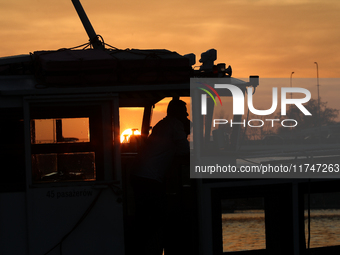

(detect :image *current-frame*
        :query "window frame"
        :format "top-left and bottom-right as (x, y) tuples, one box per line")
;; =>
(23, 94), (120, 187)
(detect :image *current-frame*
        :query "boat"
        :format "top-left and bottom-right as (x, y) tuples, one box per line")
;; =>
(1, 1), (340, 254)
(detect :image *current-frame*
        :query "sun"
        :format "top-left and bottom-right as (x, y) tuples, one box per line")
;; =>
(120, 128), (141, 143)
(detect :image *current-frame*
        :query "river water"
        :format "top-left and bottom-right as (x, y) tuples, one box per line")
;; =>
(222, 209), (340, 252)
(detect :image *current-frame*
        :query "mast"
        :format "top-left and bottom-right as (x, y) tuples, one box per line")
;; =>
(71, 0), (104, 49)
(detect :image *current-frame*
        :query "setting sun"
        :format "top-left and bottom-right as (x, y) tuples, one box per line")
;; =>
(120, 128), (141, 143)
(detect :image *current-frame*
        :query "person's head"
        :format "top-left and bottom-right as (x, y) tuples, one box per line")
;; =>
(167, 99), (188, 120)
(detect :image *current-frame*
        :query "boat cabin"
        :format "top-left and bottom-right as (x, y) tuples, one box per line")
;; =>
(1, 1), (340, 254)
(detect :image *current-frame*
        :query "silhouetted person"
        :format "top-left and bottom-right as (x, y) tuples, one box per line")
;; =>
(132, 99), (190, 255)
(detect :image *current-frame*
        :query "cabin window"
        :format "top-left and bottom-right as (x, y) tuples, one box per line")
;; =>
(150, 97), (191, 128)
(29, 102), (107, 183)
(32, 152), (96, 182)
(221, 197), (266, 252)
(119, 107), (143, 152)
(119, 97), (190, 154)
(305, 192), (340, 249)
(31, 118), (90, 144)
(31, 117), (96, 183)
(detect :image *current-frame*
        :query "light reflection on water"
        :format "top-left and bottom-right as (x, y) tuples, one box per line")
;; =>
(305, 209), (340, 248)
(222, 209), (340, 252)
(222, 210), (265, 252)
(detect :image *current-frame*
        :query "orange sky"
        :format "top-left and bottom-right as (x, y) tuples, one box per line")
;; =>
(0, 0), (339, 78)
(1, 0), (339, 136)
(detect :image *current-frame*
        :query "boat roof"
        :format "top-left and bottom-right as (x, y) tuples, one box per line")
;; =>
(0, 49), (251, 107)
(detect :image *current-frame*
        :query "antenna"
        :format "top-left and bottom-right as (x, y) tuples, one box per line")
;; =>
(71, 0), (104, 49)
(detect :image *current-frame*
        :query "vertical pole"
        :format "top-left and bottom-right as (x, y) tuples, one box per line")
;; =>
(314, 62), (320, 125)
(56, 119), (63, 142)
(141, 104), (153, 142)
(23, 99), (32, 254)
(290, 71), (294, 99)
(192, 88), (202, 162)
(112, 97), (121, 181)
